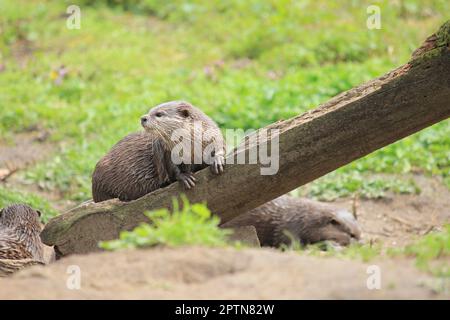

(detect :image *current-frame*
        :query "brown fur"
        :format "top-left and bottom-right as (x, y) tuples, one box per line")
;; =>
(0, 259), (44, 277)
(92, 101), (225, 202)
(223, 195), (361, 247)
(92, 132), (162, 202)
(0, 204), (44, 262)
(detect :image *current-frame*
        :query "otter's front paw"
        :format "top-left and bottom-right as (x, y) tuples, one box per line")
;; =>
(210, 155), (225, 175)
(177, 172), (196, 189)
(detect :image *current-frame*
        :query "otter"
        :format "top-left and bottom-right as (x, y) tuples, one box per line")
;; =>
(92, 101), (225, 202)
(223, 195), (361, 247)
(0, 204), (44, 262)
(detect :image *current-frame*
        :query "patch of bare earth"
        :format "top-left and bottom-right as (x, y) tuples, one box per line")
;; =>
(0, 129), (52, 175)
(0, 129), (75, 211)
(333, 175), (450, 248)
(0, 246), (447, 299)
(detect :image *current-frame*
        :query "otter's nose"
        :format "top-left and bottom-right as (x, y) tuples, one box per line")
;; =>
(141, 116), (149, 125)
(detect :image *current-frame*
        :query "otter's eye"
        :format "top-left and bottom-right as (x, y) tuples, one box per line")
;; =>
(330, 219), (340, 226)
(155, 112), (163, 118)
(36, 210), (42, 218)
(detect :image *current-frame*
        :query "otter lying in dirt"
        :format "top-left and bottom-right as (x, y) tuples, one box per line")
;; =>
(224, 195), (361, 247)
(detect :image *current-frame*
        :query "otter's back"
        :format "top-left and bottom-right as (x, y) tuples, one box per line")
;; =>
(92, 132), (167, 202)
(0, 226), (34, 260)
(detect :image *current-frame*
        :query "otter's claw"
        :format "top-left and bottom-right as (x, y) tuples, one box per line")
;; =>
(211, 155), (225, 175)
(178, 172), (196, 190)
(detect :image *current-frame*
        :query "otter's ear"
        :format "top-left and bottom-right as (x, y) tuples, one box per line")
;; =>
(178, 108), (190, 118)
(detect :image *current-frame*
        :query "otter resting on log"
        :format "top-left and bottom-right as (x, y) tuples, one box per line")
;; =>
(0, 204), (46, 276)
(92, 101), (225, 202)
(223, 195), (361, 247)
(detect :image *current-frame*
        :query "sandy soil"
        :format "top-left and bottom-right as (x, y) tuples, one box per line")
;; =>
(0, 246), (448, 299)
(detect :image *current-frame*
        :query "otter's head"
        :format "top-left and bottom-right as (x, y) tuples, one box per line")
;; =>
(318, 209), (361, 246)
(0, 204), (42, 233)
(140, 101), (207, 140)
(282, 204), (361, 247)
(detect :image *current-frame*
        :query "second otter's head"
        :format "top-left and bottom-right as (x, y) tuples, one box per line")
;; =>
(313, 208), (361, 246)
(280, 200), (361, 247)
(0, 204), (42, 233)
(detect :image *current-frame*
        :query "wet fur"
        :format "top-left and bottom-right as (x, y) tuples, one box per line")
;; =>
(0, 204), (44, 262)
(92, 101), (225, 202)
(223, 195), (361, 247)
(92, 132), (167, 202)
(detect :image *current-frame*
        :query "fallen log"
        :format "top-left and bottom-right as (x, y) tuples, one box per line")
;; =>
(41, 21), (450, 256)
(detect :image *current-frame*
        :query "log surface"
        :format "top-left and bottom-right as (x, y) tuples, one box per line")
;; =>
(41, 21), (450, 256)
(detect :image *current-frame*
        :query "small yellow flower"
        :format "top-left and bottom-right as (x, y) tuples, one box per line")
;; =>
(50, 70), (58, 80)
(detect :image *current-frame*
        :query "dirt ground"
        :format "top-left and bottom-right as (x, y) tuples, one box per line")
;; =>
(334, 175), (450, 248)
(0, 129), (75, 211)
(0, 130), (449, 299)
(0, 129), (53, 175)
(0, 246), (448, 299)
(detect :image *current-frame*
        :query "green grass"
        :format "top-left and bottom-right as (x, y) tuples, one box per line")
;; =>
(298, 172), (421, 201)
(281, 227), (449, 279)
(389, 225), (450, 277)
(0, 1), (448, 202)
(99, 196), (231, 250)
(281, 235), (383, 263)
(287, 226), (450, 276)
(0, 186), (58, 223)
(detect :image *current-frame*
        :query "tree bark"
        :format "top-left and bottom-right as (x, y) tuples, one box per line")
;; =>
(41, 21), (450, 256)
